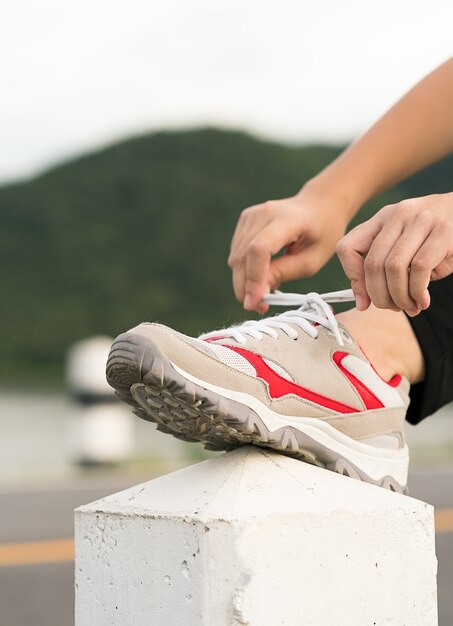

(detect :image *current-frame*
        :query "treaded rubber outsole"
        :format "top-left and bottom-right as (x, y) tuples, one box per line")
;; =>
(106, 332), (408, 494)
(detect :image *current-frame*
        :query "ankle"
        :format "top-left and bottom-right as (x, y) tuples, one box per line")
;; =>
(337, 306), (425, 385)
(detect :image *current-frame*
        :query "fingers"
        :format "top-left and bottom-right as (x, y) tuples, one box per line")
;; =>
(363, 220), (405, 312)
(243, 237), (272, 312)
(229, 199), (315, 311)
(228, 204), (273, 303)
(243, 219), (300, 311)
(269, 244), (318, 288)
(229, 191), (350, 311)
(336, 215), (384, 310)
(383, 214), (433, 314)
(364, 213), (449, 315)
(409, 227), (450, 310)
(338, 201), (453, 315)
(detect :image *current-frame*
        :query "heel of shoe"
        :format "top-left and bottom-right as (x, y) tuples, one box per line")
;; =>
(106, 332), (155, 405)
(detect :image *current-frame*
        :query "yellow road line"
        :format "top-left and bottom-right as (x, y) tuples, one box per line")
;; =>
(0, 538), (74, 567)
(435, 508), (453, 534)
(0, 509), (452, 568)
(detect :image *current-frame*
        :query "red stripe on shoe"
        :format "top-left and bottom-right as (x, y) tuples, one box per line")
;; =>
(223, 345), (359, 414)
(203, 336), (227, 343)
(332, 351), (384, 410)
(388, 374), (402, 388)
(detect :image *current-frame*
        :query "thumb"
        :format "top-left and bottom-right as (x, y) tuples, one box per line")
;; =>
(269, 245), (321, 289)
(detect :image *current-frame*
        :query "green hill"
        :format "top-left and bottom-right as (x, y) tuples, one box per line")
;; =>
(1, 128), (452, 385)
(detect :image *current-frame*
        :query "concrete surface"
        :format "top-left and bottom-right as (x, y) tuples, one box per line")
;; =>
(0, 462), (452, 626)
(76, 448), (437, 626)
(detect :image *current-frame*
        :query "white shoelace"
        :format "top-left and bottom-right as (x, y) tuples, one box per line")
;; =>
(200, 289), (355, 347)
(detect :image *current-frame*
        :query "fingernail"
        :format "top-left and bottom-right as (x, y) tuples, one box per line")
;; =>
(355, 294), (364, 310)
(244, 294), (252, 310)
(416, 301), (425, 311)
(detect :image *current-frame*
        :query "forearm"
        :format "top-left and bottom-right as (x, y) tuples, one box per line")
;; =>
(303, 57), (453, 221)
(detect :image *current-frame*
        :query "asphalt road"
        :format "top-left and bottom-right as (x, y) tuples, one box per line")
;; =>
(0, 467), (452, 626)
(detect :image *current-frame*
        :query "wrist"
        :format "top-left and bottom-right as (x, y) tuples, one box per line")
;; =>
(299, 172), (364, 226)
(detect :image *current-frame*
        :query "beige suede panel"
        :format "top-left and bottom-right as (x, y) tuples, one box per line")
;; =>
(213, 325), (367, 411)
(323, 407), (406, 443)
(133, 322), (367, 411)
(130, 323), (331, 418)
(128, 323), (407, 446)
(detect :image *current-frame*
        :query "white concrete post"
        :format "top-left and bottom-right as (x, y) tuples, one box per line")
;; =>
(67, 336), (134, 463)
(75, 446), (438, 626)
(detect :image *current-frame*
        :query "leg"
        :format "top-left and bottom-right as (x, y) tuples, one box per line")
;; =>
(338, 306), (425, 385)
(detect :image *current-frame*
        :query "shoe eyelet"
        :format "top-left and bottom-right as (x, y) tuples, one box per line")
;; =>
(341, 330), (353, 344)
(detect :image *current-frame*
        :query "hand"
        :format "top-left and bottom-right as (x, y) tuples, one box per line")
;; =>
(336, 192), (453, 316)
(228, 186), (348, 313)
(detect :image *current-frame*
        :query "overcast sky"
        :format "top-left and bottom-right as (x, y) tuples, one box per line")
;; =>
(0, 0), (452, 183)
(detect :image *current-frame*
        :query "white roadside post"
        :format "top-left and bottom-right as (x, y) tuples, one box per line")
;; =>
(75, 446), (438, 626)
(67, 336), (134, 463)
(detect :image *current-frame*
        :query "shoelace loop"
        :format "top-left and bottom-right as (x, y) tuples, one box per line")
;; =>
(200, 289), (355, 346)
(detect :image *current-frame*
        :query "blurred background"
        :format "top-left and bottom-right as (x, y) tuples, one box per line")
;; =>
(0, 1), (452, 625)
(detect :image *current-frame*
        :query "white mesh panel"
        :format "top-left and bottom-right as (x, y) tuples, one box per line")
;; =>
(206, 343), (257, 376)
(341, 355), (405, 408)
(262, 357), (295, 382)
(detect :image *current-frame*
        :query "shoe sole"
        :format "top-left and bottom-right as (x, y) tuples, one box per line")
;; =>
(106, 332), (408, 494)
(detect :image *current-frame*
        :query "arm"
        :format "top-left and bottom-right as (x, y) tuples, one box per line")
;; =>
(307, 57), (453, 216)
(229, 57), (453, 312)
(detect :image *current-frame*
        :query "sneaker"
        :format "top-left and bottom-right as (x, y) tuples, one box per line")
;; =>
(106, 289), (410, 493)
